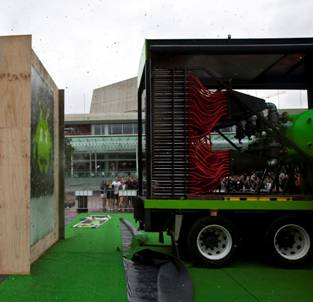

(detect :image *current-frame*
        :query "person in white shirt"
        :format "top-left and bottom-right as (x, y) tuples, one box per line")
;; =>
(112, 177), (121, 210)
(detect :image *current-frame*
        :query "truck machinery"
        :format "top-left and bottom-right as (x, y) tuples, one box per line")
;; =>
(134, 38), (313, 267)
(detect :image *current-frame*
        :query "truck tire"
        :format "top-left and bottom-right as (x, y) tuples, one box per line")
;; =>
(187, 216), (237, 267)
(265, 216), (312, 267)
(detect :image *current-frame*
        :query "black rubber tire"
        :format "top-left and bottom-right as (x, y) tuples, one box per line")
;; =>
(186, 216), (237, 267)
(264, 216), (312, 268)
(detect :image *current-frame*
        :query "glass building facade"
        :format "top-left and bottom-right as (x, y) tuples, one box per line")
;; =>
(67, 135), (141, 178)
(65, 120), (143, 184)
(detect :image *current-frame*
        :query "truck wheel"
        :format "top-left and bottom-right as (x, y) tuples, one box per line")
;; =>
(187, 216), (237, 267)
(265, 216), (311, 267)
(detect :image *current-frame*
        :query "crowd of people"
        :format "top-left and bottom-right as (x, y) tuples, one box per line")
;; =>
(100, 175), (138, 212)
(218, 171), (302, 194)
(96, 170), (303, 211)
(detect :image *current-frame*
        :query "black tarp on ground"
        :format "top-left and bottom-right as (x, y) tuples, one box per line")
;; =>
(120, 219), (192, 302)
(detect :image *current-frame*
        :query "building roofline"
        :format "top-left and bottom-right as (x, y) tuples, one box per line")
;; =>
(65, 112), (141, 124)
(93, 76), (137, 92)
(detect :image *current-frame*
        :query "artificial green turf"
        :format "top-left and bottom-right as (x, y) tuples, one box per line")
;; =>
(189, 260), (313, 302)
(2, 214), (313, 302)
(0, 214), (128, 302)
(123, 219), (313, 302)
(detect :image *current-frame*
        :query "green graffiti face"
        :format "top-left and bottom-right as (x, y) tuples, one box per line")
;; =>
(33, 109), (52, 174)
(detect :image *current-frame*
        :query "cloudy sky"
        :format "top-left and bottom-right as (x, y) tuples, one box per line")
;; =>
(1, 0), (313, 113)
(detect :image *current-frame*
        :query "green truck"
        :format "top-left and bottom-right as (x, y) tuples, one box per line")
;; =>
(134, 38), (313, 267)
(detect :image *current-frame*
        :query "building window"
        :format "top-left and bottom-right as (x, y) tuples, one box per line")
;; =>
(70, 151), (137, 178)
(93, 124), (108, 135)
(110, 124), (123, 135)
(73, 162), (90, 177)
(92, 122), (138, 135)
(123, 123), (133, 135)
(133, 123), (138, 134)
(74, 153), (90, 161)
(94, 124), (101, 135)
(108, 153), (118, 159)
(65, 124), (91, 136)
(119, 153), (136, 160)
(97, 153), (105, 160)
(118, 161), (136, 172)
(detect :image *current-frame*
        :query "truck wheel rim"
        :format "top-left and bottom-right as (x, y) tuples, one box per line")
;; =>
(196, 224), (232, 260)
(274, 224), (310, 261)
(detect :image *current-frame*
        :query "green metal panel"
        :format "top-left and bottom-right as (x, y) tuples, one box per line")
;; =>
(144, 199), (313, 210)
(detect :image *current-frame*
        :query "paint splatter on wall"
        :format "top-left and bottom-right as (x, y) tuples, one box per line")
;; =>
(30, 66), (55, 246)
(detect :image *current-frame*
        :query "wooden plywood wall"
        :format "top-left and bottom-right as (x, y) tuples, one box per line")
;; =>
(0, 35), (62, 274)
(0, 35), (32, 274)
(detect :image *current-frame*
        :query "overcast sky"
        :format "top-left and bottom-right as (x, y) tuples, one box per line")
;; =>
(1, 0), (313, 113)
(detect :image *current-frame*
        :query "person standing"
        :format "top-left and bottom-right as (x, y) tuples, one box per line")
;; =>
(100, 179), (107, 212)
(106, 181), (114, 211)
(119, 177), (127, 211)
(112, 176), (121, 211)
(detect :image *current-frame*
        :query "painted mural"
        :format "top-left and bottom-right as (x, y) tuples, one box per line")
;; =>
(30, 66), (55, 246)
